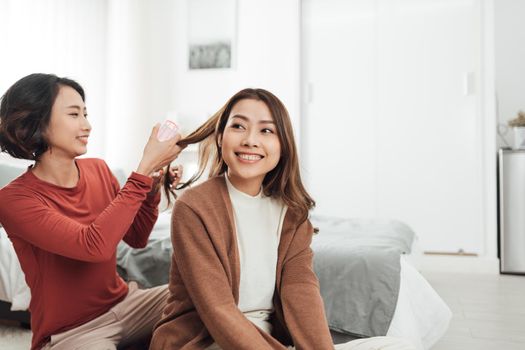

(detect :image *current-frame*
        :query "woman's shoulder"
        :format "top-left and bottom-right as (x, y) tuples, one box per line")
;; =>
(0, 169), (34, 199)
(282, 208), (312, 233)
(76, 157), (108, 170)
(76, 158), (115, 180)
(0, 176), (41, 224)
(177, 176), (226, 207)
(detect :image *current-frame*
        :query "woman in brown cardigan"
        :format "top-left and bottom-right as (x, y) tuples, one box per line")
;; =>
(150, 89), (415, 350)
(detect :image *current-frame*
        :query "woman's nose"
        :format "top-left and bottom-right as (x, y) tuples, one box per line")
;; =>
(82, 117), (92, 131)
(242, 130), (259, 147)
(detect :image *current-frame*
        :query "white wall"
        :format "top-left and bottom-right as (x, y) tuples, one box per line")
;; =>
(168, 0), (301, 139)
(494, 0), (525, 148)
(0, 0), (301, 176)
(102, 0), (301, 173)
(104, 0), (166, 173)
(480, 0), (498, 265)
(0, 0), (108, 159)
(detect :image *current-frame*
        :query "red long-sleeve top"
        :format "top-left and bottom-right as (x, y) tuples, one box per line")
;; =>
(0, 158), (160, 350)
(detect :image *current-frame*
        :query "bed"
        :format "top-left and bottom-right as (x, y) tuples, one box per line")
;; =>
(309, 215), (451, 350)
(0, 163), (451, 349)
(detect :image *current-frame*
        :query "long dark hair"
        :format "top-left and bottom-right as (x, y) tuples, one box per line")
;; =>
(166, 88), (314, 221)
(0, 73), (85, 161)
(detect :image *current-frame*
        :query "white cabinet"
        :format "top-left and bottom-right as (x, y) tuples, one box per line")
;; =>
(302, 0), (485, 254)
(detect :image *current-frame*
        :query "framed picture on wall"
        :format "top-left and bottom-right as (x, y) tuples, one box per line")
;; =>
(188, 0), (237, 70)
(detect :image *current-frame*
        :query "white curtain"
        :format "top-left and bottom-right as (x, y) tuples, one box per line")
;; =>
(0, 0), (109, 158)
(104, 0), (179, 173)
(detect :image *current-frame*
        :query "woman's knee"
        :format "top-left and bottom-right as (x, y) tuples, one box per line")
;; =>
(77, 340), (117, 350)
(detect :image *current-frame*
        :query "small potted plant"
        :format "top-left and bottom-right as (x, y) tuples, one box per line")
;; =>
(508, 111), (525, 149)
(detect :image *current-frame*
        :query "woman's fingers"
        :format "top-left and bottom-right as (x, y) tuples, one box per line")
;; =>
(170, 165), (183, 177)
(149, 123), (161, 141)
(159, 136), (183, 166)
(151, 168), (164, 178)
(149, 136), (184, 170)
(168, 165), (183, 187)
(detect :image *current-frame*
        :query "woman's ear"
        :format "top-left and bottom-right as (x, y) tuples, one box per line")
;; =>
(217, 134), (222, 147)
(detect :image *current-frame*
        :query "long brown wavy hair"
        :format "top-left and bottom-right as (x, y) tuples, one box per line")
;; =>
(164, 88), (315, 221)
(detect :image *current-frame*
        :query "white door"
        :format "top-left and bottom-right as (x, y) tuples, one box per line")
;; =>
(301, 0), (377, 219)
(302, 0), (484, 254)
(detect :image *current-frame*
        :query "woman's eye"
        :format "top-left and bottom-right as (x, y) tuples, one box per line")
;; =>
(69, 113), (79, 118)
(262, 128), (274, 134)
(84, 114), (88, 119)
(231, 123), (245, 129)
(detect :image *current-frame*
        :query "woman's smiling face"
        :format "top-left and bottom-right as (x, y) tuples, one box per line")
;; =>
(44, 85), (91, 159)
(220, 98), (281, 194)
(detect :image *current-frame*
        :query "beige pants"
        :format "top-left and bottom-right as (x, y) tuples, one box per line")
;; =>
(42, 282), (169, 350)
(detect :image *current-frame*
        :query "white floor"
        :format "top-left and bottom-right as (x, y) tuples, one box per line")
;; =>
(424, 271), (525, 350)
(0, 321), (30, 350)
(1, 272), (524, 350)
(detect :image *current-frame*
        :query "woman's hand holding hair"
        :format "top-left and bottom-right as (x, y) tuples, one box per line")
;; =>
(148, 165), (183, 196)
(136, 124), (184, 177)
(167, 164), (183, 188)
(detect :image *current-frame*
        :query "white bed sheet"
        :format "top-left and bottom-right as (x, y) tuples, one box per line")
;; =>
(386, 255), (452, 350)
(0, 227), (31, 310)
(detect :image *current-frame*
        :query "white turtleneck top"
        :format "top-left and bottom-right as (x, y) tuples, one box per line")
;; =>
(225, 175), (287, 333)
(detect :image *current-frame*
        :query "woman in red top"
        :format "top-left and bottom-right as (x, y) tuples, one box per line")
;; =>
(0, 73), (182, 350)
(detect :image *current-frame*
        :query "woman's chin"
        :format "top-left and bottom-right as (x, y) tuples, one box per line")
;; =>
(229, 169), (264, 181)
(74, 148), (88, 157)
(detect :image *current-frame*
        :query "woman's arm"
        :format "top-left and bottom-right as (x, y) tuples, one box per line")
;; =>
(102, 162), (160, 249)
(0, 124), (183, 260)
(117, 176), (160, 248)
(122, 165), (182, 248)
(0, 172), (154, 262)
(279, 219), (334, 350)
(106, 129), (186, 248)
(121, 191), (160, 248)
(168, 200), (287, 350)
(122, 164), (183, 247)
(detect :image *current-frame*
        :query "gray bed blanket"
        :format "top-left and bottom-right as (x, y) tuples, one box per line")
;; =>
(310, 215), (415, 338)
(117, 212), (173, 289)
(117, 212), (415, 338)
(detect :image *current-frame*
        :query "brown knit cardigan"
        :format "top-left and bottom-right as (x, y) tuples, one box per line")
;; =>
(150, 176), (334, 350)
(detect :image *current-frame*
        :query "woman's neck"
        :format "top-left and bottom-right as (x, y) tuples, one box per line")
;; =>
(226, 172), (263, 197)
(32, 153), (79, 188)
